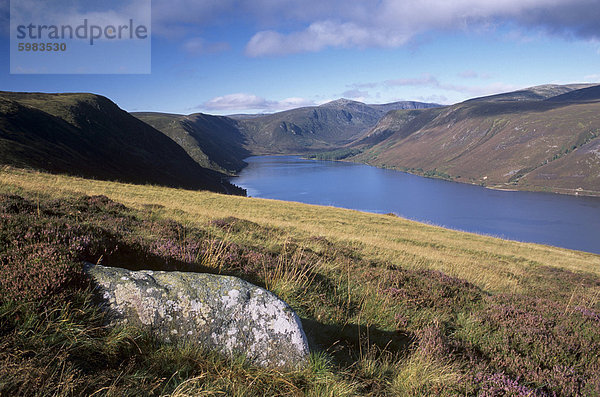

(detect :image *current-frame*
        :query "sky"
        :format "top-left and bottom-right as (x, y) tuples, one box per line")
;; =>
(1, 0), (600, 115)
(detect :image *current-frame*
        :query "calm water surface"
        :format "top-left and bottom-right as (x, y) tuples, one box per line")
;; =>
(231, 156), (600, 254)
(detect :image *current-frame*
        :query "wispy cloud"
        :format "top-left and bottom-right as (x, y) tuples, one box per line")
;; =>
(416, 94), (449, 105)
(351, 73), (520, 101)
(584, 74), (600, 82)
(350, 82), (378, 89)
(341, 89), (369, 101)
(182, 37), (230, 55)
(458, 70), (491, 79)
(385, 74), (439, 87)
(199, 93), (315, 113)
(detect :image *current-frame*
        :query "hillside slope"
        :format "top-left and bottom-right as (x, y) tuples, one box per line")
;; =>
(465, 83), (595, 103)
(349, 84), (600, 195)
(0, 92), (245, 195)
(235, 99), (439, 154)
(133, 112), (250, 174)
(1, 167), (599, 396)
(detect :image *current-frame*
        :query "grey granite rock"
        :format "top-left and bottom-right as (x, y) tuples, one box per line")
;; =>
(84, 263), (309, 369)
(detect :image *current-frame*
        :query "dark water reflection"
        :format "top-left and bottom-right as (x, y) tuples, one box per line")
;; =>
(231, 156), (600, 254)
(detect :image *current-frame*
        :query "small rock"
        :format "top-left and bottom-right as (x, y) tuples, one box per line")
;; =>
(84, 263), (309, 369)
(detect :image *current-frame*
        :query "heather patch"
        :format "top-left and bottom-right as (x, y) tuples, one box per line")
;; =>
(460, 293), (600, 396)
(1, 189), (599, 396)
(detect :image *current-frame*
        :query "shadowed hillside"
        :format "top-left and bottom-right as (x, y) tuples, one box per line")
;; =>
(133, 112), (250, 174)
(0, 92), (245, 195)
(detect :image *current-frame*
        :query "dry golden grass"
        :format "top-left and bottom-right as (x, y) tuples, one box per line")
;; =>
(2, 166), (598, 296)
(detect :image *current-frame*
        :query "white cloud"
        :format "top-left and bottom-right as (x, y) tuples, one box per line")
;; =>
(245, 20), (410, 56)
(240, 0), (600, 56)
(9, 0), (599, 55)
(200, 93), (315, 113)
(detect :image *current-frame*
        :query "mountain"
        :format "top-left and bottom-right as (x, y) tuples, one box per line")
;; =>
(345, 84), (600, 195)
(234, 99), (439, 154)
(465, 84), (595, 103)
(133, 112), (250, 174)
(0, 92), (245, 195)
(138, 100), (439, 163)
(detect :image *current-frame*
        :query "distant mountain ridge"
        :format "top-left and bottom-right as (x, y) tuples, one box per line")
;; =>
(0, 92), (245, 195)
(342, 84), (600, 195)
(465, 84), (596, 103)
(234, 99), (440, 154)
(136, 100), (440, 166)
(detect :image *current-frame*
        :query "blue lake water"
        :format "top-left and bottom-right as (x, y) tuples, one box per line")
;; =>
(230, 156), (600, 254)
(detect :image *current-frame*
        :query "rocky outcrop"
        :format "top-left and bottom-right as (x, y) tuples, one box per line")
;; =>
(83, 263), (309, 370)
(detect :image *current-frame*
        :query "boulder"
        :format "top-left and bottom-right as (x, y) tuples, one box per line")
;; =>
(83, 263), (309, 369)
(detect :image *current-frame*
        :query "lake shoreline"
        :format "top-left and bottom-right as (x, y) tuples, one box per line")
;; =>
(299, 155), (600, 198)
(233, 155), (600, 254)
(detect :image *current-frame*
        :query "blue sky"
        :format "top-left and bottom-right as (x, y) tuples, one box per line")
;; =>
(1, 0), (599, 115)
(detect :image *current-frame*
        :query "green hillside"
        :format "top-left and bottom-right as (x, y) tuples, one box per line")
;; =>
(0, 92), (245, 195)
(133, 112), (250, 174)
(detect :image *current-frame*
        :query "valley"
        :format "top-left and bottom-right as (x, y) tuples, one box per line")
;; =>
(4, 2), (600, 395)
(3, 84), (600, 197)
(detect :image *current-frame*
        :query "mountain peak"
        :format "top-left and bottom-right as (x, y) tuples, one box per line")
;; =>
(320, 98), (364, 108)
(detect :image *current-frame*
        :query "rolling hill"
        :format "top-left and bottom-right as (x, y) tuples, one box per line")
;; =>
(345, 84), (600, 195)
(133, 112), (250, 175)
(0, 92), (245, 195)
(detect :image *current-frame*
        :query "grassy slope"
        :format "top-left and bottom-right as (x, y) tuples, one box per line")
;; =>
(0, 92), (244, 195)
(350, 87), (600, 196)
(1, 167), (599, 396)
(2, 167), (598, 294)
(133, 112), (250, 174)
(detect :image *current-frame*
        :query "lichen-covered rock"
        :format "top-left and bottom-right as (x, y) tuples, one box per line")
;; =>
(83, 263), (309, 369)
